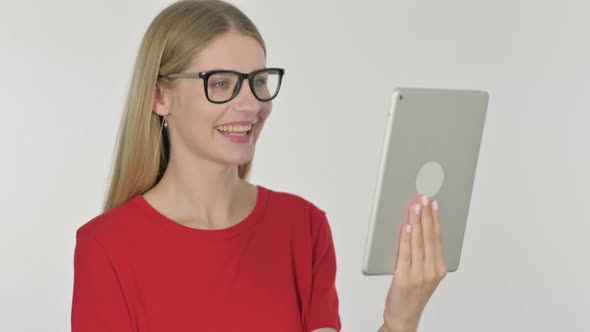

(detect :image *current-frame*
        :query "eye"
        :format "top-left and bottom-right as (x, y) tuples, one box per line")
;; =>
(211, 81), (228, 88)
(254, 78), (267, 86)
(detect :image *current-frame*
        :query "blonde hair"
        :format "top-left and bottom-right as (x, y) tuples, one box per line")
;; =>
(102, 0), (266, 212)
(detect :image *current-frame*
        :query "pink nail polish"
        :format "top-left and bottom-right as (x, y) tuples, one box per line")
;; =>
(414, 203), (421, 215)
(421, 194), (429, 206)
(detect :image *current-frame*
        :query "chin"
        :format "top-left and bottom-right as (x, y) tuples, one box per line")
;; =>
(226, 154), (254, 167)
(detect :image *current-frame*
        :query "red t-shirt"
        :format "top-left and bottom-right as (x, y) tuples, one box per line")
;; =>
(71, 185), (341, 332)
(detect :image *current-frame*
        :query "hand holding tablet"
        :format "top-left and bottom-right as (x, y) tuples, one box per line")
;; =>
(380, 193), (448, 331)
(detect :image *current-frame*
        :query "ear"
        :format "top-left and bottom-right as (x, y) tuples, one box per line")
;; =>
(152, 80), (171, 117)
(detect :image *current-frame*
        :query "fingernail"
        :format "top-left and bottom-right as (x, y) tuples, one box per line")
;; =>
(414, 203), (421, 215)
(422, 194), (429, 206)
(405, 224), (412, 233)
(432, 200), (438, 211)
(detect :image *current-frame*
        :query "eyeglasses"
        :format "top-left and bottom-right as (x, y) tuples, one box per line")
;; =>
(158, 67), (285, 104)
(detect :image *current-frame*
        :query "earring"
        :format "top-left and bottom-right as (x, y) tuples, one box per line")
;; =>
(163, 115), (168, 128)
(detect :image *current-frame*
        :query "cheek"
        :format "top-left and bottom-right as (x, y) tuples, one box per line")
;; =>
(259, 104), (272, 121)
(254, 109), (271, 133)
(177, 103), (220, 140)
(176, 83), (210, 114)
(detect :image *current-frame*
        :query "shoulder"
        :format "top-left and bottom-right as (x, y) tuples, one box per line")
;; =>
(75, 195), (142, 247)
(264, 185), (325, 214)
(264, 186), (337, 269)
(262, 185), (329, 231)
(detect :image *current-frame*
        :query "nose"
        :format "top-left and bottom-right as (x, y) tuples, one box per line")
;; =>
(232, 79), (261, 112)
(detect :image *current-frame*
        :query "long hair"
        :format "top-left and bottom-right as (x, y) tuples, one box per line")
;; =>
(102, 0), (266, 212)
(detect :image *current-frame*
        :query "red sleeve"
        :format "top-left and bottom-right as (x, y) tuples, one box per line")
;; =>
(71, 231), (134, 332)
(306, 206), (342, 332)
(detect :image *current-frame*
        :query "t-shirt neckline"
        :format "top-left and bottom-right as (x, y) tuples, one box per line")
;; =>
(130, 184), (269, 241)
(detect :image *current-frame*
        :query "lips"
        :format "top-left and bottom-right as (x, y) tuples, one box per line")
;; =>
(216, 125), (253, 143)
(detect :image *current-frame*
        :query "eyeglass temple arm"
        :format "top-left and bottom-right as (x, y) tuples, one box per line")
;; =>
(159, 73), (202, 79)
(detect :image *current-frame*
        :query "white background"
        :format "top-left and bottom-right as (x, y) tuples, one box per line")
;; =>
(1, 0), (588, 331)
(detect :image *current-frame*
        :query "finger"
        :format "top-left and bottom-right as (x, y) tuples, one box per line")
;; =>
(394, 222), (412, 276)
(431, 199), (447, 272)
(409, 199), (424, 274)
(420, 195), (436, 271)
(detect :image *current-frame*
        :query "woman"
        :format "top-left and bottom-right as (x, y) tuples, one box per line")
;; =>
(71, 1), (447, 331)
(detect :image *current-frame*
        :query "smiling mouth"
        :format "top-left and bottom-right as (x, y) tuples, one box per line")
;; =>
(215, 123), (255, 136)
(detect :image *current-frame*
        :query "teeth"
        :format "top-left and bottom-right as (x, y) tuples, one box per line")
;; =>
(216, 124), (254, 133)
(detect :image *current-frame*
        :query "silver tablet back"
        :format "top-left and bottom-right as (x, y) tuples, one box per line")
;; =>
(362, 88), (489, 275)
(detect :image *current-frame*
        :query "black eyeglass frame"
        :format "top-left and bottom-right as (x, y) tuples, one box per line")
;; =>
(158, 67), (285, 104)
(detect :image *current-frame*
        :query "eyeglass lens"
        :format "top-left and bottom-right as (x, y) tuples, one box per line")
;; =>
(207, 69), (281, 102)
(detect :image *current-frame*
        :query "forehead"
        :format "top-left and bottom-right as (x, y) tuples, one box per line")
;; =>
(189, 31), (266, 72)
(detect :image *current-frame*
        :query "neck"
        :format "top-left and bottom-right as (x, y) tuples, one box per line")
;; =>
(148, 148), (250, 230)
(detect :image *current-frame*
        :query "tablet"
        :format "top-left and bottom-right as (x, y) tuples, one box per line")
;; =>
(362, 88), (489, 276)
